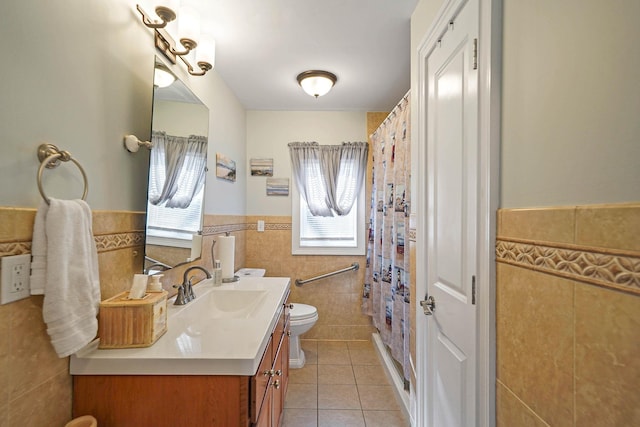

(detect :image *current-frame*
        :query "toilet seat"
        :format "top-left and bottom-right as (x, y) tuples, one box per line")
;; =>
(290, 303), (318, 322)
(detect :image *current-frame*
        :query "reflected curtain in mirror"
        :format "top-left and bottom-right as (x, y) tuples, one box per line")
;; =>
(148, 131), (207, 208)
(146, 131), (206, 246)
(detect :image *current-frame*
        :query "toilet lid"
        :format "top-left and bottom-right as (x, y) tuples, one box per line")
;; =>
(290, 303), (317, 320)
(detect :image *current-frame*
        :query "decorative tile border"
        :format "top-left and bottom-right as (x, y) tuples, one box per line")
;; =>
(94, 232), (145, 252)
(0, 241), (31, 256)
(496, 238), (640, 295)
(2, 222), (294, 256)
(202, 223), (247, 235)
(204, 222), (292, 235)
(0, 232), (144, 256)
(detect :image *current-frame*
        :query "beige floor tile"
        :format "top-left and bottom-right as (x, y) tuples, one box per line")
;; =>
(318, 384), (361, 410)
(353, 364), (383, 385)
(318, 409), (365, 427)
(349, 347), (380, 365)
(347, 340), (374, 351)
(317, 341), (351, 365)
(284, 340), (407, 425)
(290, 363), (318, 384)
(357, 385), (401, 411)
(363, 410), (410, 427)
(281, 409), (317, 427)
(318, 364), (355, 384)
(301, 340), (318, 364)
(285, 383), (318, 409)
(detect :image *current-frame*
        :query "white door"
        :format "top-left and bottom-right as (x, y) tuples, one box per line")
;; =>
(423, 0), (479, 425)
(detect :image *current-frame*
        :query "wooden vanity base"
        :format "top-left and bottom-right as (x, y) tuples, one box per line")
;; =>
(73, 374), (250, 427)
(73, 295), (290, 427)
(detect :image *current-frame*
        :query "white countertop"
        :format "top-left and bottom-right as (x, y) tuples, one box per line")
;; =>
(70, 276), (290, 376)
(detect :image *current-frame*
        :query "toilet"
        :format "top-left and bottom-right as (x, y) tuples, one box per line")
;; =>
(235, 268), (318, 369)
(288, 303), (318, 368)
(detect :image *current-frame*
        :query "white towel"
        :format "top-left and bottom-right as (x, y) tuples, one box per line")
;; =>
(30, 198), (101, 357)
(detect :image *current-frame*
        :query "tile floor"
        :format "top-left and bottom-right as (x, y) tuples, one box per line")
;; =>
(282, 339), (410, 427)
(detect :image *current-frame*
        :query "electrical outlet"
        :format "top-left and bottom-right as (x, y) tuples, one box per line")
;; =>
(1, 254), (31, 304)
(257, 220), (265, 232)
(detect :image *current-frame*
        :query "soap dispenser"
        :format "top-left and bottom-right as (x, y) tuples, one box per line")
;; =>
(213, 260), (222, 286)
(148, 274), (164, 292)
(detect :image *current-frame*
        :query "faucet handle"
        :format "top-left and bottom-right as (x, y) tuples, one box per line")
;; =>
(185, 278), (195, 302)
(173, 284), (188, 305)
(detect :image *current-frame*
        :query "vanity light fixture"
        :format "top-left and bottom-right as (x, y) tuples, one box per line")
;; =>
(296, 70), (338, 98)
(136, 3), (215, 77)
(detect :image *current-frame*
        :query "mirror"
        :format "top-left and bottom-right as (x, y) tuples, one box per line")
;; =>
(144, 59), (209, 274)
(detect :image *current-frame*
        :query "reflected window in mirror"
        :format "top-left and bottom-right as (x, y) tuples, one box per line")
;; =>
(146, 132), (206, 240)
(145, 59), (209, 274)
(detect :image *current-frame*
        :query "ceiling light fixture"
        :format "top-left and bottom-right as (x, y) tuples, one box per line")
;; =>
(136, 3), (215, 77)
(154, 63), (176, 88)
(296, 70), (338, 98)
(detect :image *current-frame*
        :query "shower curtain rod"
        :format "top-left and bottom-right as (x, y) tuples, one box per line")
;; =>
(371, 90), (411, 137)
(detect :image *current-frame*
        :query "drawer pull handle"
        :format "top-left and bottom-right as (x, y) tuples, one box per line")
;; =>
(275, 370), (282, 376)
(263, 369), (275, 377)
(287, 303), (294, 309)
(273, 380), (280, 389)
(286, 331), (291, 337)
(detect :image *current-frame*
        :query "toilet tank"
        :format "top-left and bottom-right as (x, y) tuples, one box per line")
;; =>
(235, 268), (266, 277)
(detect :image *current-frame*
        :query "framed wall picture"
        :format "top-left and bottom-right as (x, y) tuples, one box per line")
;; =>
(266, 178), (289, 196)
(216, 153), (236, 182)
(250, 158), (273, 176)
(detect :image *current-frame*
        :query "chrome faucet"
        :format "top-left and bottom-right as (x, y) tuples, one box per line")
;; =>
(173, 266), (212, 305)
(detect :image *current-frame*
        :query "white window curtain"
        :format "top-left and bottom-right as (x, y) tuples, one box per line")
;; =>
(288, 141), (368, 217)
(148, 131), (208, 208)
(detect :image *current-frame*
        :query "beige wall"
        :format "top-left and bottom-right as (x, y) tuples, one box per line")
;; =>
(0, 0), (153, 211)
(245, 110), (368, 216)
(501, 0), (640, 207)
(496, 204), (640, 426)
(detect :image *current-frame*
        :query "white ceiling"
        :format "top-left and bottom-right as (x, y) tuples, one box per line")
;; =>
(182, 0), (418, 111)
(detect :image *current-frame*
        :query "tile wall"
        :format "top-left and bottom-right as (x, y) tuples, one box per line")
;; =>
(245, 216), (373, 340)
(496, 203), (640, 426)
(0, 207), (145, 426)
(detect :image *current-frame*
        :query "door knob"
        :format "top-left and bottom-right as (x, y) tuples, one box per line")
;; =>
(420, 296), (436, 316)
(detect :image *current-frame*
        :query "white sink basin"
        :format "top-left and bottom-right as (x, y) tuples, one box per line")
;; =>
(206, 289), (268, 319)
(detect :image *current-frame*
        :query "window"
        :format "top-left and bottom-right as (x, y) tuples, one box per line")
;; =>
(288, 141), (368, 255)
(292, 183), (366, 255)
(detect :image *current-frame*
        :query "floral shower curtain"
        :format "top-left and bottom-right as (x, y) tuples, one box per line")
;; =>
(362, 92), (411, 382)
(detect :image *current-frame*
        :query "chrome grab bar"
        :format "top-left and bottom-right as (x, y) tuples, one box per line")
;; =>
(295, 262), (359, 286)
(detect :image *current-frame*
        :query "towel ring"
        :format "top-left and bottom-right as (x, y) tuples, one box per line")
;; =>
(37, 143), (88, 205)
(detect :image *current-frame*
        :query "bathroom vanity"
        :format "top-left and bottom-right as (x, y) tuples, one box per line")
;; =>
(71, 277), (290, 427)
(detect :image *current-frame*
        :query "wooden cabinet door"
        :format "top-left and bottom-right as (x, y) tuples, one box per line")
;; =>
(251, 335), (273, 424)
(271, 338), (286, 427)
(255, 387), (272, 427)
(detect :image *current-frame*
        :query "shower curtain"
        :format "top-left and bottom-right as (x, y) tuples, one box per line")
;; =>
(362, 92), (411, 382)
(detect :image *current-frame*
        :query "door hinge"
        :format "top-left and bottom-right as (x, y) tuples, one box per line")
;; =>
(472, 275), (476, 305)
(472, 38), (478, 70)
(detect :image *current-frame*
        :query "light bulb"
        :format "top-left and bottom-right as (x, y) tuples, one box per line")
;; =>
(196, 34), (216, 68)
(177, 5), (200, 48)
